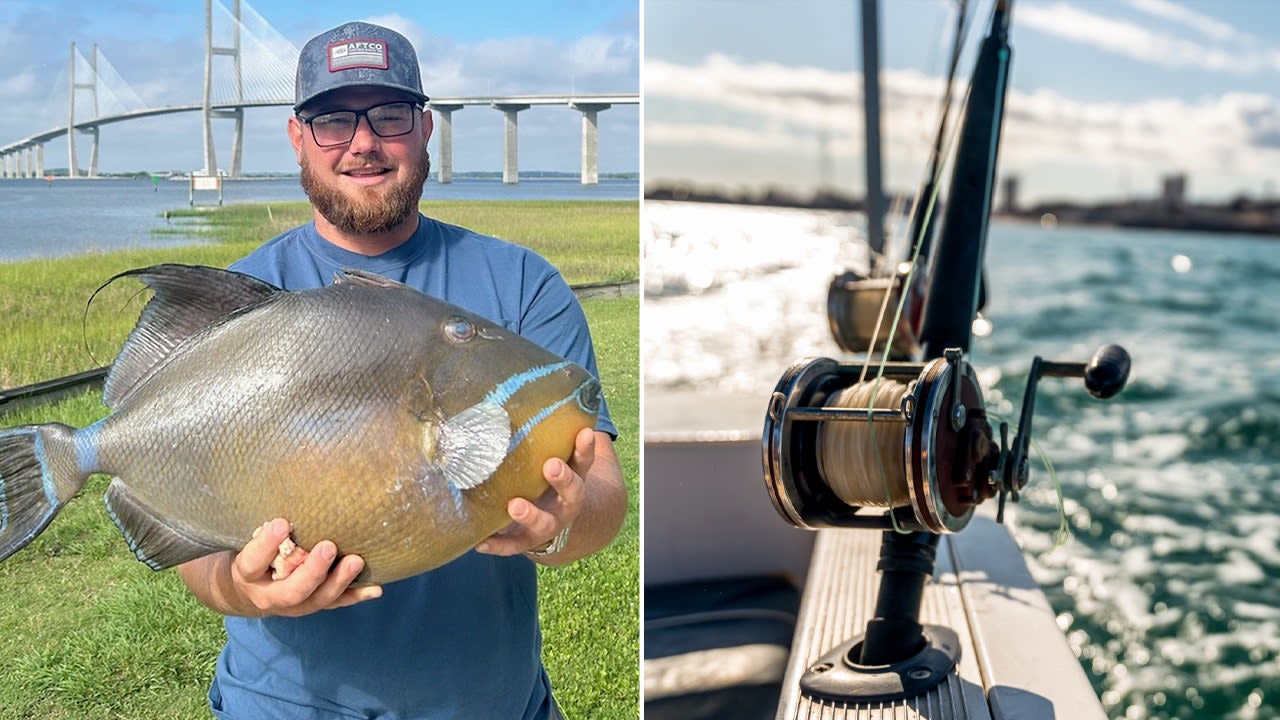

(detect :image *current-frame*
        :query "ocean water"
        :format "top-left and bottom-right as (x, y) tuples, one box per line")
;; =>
(0, 176), (639, 264)
(644, 199), (1280, 720)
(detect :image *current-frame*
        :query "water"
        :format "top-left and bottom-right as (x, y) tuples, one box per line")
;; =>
(0, 176), (638, 264)
(644, 200), (1280, 720)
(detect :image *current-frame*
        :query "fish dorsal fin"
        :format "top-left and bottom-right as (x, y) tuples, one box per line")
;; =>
(333, 269), (408, 290)
(440, 400), (511, 491)
(97, 264), (279, 408)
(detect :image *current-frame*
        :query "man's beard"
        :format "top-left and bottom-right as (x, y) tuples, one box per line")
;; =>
(300, 150), (430, 236)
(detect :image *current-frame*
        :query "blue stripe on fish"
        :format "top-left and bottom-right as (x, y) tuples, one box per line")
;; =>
(447, 480), (467, 517)
(75, 421), (103, 478)
(0, 428), (63, 546)
(507, 378), (596, 453)
(32, 432), (59, 517)
(483, 361), (571, 407)
(0, 427), (76, 559)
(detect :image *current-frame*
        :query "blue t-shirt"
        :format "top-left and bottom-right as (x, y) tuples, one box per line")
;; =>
(207, 215), (615, 720)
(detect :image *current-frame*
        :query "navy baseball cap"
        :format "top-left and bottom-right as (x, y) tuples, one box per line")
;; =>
(294, 22), (429, 112)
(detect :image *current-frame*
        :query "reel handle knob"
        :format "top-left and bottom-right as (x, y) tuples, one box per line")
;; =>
(1084, 344), (1130, 399)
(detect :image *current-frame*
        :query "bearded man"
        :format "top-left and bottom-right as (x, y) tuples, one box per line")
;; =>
(176, 21), (626, 720)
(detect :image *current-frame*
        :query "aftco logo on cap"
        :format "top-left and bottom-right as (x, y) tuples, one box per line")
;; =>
(328, 39), (389, 72)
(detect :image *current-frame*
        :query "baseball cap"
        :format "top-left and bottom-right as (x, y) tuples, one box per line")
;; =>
(294, 22), (429, 112)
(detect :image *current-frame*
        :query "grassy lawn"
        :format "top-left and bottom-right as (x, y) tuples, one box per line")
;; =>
(0, 200), (639, 719)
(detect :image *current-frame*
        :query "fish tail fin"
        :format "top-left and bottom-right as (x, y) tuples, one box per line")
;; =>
(0, 424), (88, 563)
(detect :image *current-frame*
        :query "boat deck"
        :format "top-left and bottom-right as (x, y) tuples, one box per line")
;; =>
(644, 435), (1107, 720)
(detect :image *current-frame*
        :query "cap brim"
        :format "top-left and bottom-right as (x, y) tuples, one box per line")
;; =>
(294, 82), (430, 113)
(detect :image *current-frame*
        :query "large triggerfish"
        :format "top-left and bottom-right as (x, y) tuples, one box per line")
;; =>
(0, 264), (601, 584)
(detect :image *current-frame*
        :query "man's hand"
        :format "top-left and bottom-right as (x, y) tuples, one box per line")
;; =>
(177, 518), (382, 618)
(476, 427), (626, 566)
(476, 428), (594, 558)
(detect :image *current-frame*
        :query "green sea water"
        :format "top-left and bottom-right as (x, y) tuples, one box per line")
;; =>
(644, 200), (1280, 720)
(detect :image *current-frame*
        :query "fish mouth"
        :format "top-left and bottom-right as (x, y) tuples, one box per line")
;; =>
(576, 378), (602, 415)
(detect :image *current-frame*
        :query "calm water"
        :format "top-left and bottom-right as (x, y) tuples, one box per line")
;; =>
(644, 200), (1280, 720)
(0, 176), (638, 263)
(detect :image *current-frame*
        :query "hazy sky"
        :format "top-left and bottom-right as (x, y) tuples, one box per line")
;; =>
(0, 0), (639, 176)
(645, 0), (1280, 204)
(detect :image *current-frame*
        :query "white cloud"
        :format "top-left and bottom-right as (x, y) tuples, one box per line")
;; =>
(645, 53), (1280, 202)
(1019, 2), (1276, 73)
(1125, 0), (1242, 44)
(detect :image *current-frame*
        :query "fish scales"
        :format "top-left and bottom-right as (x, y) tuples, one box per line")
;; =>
(0, 264), (601, 584)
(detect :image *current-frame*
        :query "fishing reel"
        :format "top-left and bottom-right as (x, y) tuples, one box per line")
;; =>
(826, 265), (924, 360)
(763, 344), (1130, 534)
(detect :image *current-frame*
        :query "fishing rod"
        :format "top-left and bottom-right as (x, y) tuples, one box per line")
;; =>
(826, 0), (973, 361)
(761, 0), (1133, 703)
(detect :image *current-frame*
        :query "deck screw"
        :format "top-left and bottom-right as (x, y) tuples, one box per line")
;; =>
(907, 668), (932, 680)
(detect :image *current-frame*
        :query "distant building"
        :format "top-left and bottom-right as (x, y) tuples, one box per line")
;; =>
(1162, 174), (1187, 210)
(1001, 175), (1019, 214)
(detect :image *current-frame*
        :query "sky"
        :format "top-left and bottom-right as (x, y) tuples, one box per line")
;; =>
(0, 0), (639, 176)
(645, 0), (1280, 205)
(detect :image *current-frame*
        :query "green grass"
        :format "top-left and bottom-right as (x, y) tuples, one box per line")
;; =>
(0, 200), (639, 719)
(0, 199), (638, 389)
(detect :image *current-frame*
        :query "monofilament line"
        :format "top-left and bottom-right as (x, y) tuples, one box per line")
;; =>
(818, 379), (911, 508)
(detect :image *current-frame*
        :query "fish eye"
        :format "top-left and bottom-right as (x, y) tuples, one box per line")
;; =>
(577, 379), (602, 414)
(442, 316), (476, 343)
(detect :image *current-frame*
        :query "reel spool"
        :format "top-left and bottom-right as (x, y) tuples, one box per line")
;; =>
(826, 267), (924, 360)
(764, 349), (997, 534)
(763, 345), (1132, 535)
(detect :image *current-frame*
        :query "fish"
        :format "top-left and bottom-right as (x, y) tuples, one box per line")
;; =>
(0, 264), (601, 584)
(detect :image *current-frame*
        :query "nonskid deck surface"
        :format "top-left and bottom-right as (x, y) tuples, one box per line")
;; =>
(643, 437), (1106, 720)
(778, 519), (1107, 720)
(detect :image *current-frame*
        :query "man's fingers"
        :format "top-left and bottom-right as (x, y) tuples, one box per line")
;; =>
(569, 428), (596, 473)
(304, 554), (379, 611)
(543, 458), (585, 509)
(261, 547), (380, 615)
(235, 518), (293, 580)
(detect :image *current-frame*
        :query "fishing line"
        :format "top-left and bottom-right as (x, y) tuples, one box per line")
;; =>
(988, 409), (1072, 546)
(1029, 436), (1072, 548)
(797, 0), (996, 534)
(858, 2), (978, 381)
(818, 377), (911, 508)
(854, 47), (979, 534)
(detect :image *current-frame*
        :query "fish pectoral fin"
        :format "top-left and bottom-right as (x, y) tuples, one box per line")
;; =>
(103, 479), (230, 571)
(440, 400), (511, 491)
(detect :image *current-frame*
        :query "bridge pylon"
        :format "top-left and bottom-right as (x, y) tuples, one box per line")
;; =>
(203, 0), (245, 178)
(68, 42), (101, 178)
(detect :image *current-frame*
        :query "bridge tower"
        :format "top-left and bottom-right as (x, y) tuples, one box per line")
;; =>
(493, 103), (530, 184)
(432, 104), (465, 184)
(67, 42), (101, 178)
(203, 0), (245, 177)
(572, 102), (612, 185)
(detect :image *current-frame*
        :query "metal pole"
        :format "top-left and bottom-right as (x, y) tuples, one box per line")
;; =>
(860, 0), (885, 262)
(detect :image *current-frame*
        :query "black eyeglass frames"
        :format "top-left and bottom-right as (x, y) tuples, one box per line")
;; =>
(298, 101), (421, 147)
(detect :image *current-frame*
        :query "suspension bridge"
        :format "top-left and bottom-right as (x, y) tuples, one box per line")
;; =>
(0, 0), (636, 184)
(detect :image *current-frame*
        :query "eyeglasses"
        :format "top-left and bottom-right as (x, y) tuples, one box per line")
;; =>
(298, 101), (421, 147)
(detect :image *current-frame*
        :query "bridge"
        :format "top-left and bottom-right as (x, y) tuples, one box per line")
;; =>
(0, 0), (636, 184)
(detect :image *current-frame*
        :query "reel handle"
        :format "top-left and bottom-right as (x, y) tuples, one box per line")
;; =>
(1001, 344), (1131, 514)
(1084, 344), (1131, 399)
(1036, 344), (1131, 399)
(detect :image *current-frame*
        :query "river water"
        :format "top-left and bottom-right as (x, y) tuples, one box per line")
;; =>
(644, 200), (1280, 720)
(0, 176), (638, 263)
